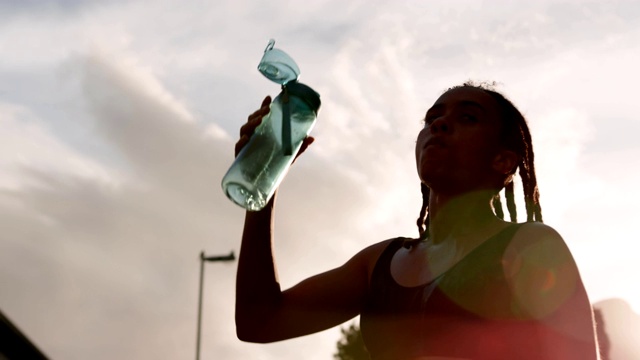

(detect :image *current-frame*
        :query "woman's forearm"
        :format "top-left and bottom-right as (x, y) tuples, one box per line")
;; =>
(235, 195), (282, 340)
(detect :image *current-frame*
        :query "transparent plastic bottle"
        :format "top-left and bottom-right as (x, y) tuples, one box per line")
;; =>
(221, 40), (321, 211)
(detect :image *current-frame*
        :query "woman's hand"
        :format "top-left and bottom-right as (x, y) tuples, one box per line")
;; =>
(235, 96), (315, 162)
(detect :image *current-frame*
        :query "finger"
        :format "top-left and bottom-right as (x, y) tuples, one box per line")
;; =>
(305, 136), (315, 147)
(299, 136), (314, 153)
(242, 99), (272, 136)
(236, 97), (272, 156)
(261, 95), (271, 108)
(246, 100), (270, 120)
(241, 110), (269, 137)
(293, 136), (314, 162)
(235, 135), (250, 157)
(247, 106), (270, 123)
(240, 116), (266, 137)
(247, 96), (271, 121)
(239, 121), (255, 137)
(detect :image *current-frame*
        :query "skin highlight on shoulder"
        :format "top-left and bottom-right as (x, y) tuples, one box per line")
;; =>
(502, 222), (581, 319)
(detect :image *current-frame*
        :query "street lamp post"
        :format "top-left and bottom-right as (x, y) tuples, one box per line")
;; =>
(196, 250), (235, 360)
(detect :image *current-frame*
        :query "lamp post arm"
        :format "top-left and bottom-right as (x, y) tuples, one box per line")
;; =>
(203, 251), (235, 262)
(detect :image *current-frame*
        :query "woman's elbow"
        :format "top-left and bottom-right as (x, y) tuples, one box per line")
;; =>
(236, 326), (271, 343)
(235, 311), (278, 343)
(236, 323), (286, 343)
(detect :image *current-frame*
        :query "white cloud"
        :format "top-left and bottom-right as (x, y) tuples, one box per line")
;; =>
(2, 1), (640, 359)
(527, 107), (596, 223)
(0, 102), (122, 190)
(0, 52), (242, 359)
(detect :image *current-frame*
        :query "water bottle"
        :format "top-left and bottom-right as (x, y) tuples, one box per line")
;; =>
(221, 40), (321, 211)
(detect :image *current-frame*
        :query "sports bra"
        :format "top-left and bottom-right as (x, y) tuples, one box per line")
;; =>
(360, 223), (558, 360)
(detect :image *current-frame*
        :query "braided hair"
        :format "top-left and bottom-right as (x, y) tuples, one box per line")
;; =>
(409, 81), (542, 248)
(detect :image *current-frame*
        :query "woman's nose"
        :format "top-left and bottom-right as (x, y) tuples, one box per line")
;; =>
(430, 117), (450, 133)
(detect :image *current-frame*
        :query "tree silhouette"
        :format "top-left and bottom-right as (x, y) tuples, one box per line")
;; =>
(334, 322), (370, 360)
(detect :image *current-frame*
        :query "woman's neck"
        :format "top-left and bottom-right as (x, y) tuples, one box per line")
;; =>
(427, 189), (500, 245)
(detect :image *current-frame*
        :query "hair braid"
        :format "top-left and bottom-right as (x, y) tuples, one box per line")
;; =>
(492, 194), (504, 220)
(480, 84), (543, 224)
(417, 183), (430, 235)
(405, 183), (430, 249)
(505, 180), (517, 222)
(417, 183), (429, 235)
(515, 121), (543, 222)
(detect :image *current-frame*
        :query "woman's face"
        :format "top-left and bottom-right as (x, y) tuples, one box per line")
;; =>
(415, 87), (506, 193)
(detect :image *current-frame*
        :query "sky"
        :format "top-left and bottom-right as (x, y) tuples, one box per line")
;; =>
(1, 0), (640, 359)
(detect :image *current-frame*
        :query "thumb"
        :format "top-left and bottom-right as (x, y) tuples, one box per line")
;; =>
(293, 136), (315, 163)
(301, 136), (315, 152)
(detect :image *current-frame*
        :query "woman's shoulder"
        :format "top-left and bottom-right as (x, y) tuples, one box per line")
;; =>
(355, 236), (412, 258)
(509, 221), (570, 253)
(514, 220), (562, 233)
(504, 222), (583, 306)
(349, 237), (413, 286)
(504, 222), (596, 346)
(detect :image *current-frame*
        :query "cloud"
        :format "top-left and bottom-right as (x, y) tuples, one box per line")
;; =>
(0, 43), (403, 359)
(2, 1), (640, 359)
(0, 53), (235, 358)
(0, 102), (121, 190)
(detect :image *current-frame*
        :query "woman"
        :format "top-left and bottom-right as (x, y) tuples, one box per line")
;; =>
(234, 82), (599, 359)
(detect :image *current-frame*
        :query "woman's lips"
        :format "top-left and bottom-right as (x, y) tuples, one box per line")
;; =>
(423, 137), (448, 149)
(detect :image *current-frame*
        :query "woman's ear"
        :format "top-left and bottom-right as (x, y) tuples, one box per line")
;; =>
(492, 150), (518, 175)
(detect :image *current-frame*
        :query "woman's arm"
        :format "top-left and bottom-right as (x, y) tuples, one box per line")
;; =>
(235, 194), (390, 342)
(233, 96), (391, 343)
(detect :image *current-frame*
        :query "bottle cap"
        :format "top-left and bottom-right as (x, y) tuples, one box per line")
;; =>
(257, 39), (300, 85)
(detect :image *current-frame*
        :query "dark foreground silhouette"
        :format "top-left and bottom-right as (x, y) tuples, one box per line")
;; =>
(0, 309), (49, 359)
